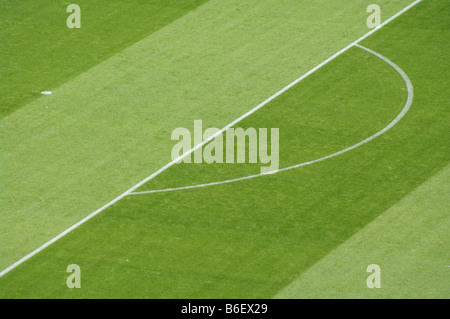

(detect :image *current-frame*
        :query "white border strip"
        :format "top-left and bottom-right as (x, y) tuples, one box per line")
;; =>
(0, 0), (422, 278)
(130, 44), (414, 195)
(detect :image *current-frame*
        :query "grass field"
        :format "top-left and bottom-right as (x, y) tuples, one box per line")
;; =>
(1, 0), (449, 298)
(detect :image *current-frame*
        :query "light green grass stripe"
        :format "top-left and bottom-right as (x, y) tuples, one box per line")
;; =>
(275, 165), (450, 299)
(0, 0), (413, 269)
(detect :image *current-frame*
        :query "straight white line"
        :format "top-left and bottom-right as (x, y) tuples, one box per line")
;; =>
(130, 44), (414, 195)
(0, 0), (422, 278)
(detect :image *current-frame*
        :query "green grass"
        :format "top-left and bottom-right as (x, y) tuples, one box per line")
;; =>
(137, 46), (407, 191)
(0, 0), (208, 118)
(276, 164), (450, 299)
(0, 0), (412, 271)
(1, 0), (448, 298)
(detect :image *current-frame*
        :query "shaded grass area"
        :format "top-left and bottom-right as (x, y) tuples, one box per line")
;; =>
(1, 0), (448, 298)
(0, 0), (208, 117)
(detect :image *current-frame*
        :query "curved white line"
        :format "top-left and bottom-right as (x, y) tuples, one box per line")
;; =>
(130, 44), (414, 196)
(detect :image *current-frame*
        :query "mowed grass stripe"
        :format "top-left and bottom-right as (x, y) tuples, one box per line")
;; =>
(275, 164), (450, 299)
(2, 0), (448, 298)
(0, 0), (209, 117)
(1, 0), (413, 270)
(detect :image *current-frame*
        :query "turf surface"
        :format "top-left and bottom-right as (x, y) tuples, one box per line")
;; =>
(0, 0), (208, 117)
(276, 164), (450, 299)
(1, 0), (412, 271)
(1, 0), (448, 298)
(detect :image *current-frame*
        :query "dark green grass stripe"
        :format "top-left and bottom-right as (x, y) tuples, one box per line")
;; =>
(0, 0), (208, 118)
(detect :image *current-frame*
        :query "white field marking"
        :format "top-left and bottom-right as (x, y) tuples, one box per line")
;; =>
(0, 0), (422, 278)
(130, 44), (414, 195)
(40, 91), (52, 95)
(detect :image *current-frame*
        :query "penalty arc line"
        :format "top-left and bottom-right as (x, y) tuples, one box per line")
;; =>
(0, 0), (422, 278)
(130, 44), (414, 195)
